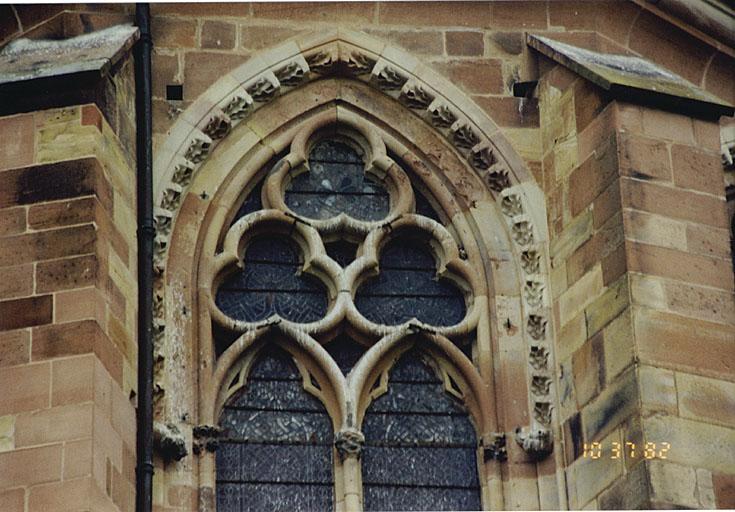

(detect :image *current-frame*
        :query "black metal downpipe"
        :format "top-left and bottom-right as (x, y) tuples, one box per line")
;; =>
(134, 4), (154, 512)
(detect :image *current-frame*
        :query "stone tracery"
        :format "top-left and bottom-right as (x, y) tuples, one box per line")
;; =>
(155, 29), (559, 511)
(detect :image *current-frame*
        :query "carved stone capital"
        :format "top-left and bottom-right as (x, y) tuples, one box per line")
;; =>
(515, 426), (553, 460)
(193, 424), (223, 455)
(481, 432), (507, 462)
(335, 428), (365, 459)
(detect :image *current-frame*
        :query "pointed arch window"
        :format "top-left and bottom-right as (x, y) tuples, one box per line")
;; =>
(209, 123), (491, 512)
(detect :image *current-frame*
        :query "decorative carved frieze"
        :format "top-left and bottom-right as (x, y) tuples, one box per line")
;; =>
(500, 194), (523, 217)
(345, 51), (375, 75)
(524, 280), (544, 307)
(374, 64), (409, 91)
(305, 49), (336, 74)
(221, 93), (253, 121)
(512, 220), (534, 246)
(400, 81), (434, 109)
(275, 60), (308, 87)
(171, 161), (194, 187)
(204, 114), (231, 140)
(193, 425), (223, 454)
(470, 145), (494, 170)
(521, 250), (541, 274)
(533, 401), (552, 425)
(451, 121), (480, 150)
(486, 168), (510, 192)
(529, 346), (549, 371)
(247, 75), (279, 102)
(184, 136), (212, 164)
(527, 314), (547, 340)
(160, 186), (182, 212)
(531, 375), (551, 396)
(428, 100), (457, 128)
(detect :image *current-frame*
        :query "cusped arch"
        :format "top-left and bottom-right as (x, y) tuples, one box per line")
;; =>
(156, 28), (561, 512)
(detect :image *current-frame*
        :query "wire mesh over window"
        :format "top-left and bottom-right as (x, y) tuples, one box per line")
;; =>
(217, 346), (334, 511)
(355, 239), (466, 327)
(285, 140), (390, 221)
(215, 236), (329, 324)
(362, 350), (481, 511)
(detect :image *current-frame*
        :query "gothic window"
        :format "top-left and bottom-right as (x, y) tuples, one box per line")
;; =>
(210, 125), (486, 511)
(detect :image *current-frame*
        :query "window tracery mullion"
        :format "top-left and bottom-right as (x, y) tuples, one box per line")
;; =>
(211, 122), (493, 512)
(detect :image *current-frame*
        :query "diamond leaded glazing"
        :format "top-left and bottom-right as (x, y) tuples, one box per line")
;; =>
(285, 139), (390, 221)
(362, 351), (481, 511)
(215, 236), (328, 324)
(355, 239), (466, 326)
(217, 346), (334, 512)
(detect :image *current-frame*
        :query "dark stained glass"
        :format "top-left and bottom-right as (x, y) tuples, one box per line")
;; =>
(231, 178), (264, 225)
(324, 336), (366, 375)
(354, 239), (466, 326)
(413, 186), (443, 224)
(217, 346), (334, 512)
(324, 239), (358, 268)
(362, 351), (481, 511)
(285, 140), (390, 221)
(216, 236), (329, 324)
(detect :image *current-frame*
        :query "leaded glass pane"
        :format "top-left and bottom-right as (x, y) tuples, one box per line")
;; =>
(285, 140), (390, 221)
(354, 239), (466, 326)
(216, 236), (329, 323)
(362, 351), (481, 511)
(217, 346), (334, 512)
(231, 178), (264, 225)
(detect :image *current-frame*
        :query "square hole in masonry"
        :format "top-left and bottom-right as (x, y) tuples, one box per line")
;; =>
(166, 84), (183, 101)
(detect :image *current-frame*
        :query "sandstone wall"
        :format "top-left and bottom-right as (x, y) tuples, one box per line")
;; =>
(0, 105), (138, 512)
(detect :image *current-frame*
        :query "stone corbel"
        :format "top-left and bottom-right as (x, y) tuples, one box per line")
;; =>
(481, 432), (507, 462)
(192, 424), (223, 455)
(514, 426), (553, 461)
(153, 421), (188, 462)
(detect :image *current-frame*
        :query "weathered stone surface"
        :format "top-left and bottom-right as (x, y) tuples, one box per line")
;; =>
(550, 209), (593, 267)
(598, 461), (650, 510)
(445, 30), (484, 56)
(0, 295), (52, 330)
(585, 275), (628, 337)
(559, 263), (603, 327)
(573, 332), (604, 407)
(648, 460), (700, 508)
(676, 373), (735, 427)
(634, 307), (735, 380)
(643, 414), (735, 474)
(602, 309), (635, 383)
(569, 427), (624, 507)
(0, 158), (103, 209)
(582, 367), (638, 442)
(638, 365), (677, 414)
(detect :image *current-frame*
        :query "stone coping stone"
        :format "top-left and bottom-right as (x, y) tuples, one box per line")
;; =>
(0, 24), (139, 86)
(527, 34), (734, 118)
